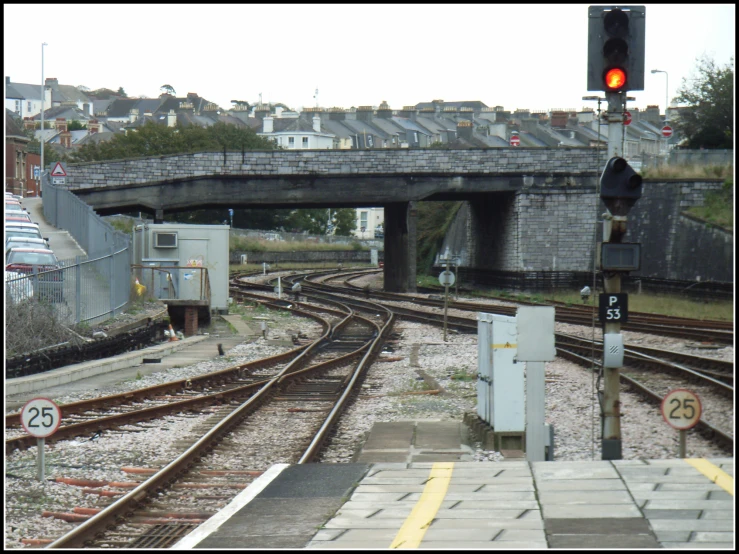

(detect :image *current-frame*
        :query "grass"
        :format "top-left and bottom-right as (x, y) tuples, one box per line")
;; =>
(499, 289), (734, 322)
(230, 236), (368, 253)
(641, 163), (733, 180)
(685, 178), (734, 231)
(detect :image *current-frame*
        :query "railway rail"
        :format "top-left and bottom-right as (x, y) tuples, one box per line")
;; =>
(43, 294), (395, 548)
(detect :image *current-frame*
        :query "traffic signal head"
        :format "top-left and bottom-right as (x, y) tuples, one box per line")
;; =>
(587, 5), (646, 92)
(600, 156), (643, 215)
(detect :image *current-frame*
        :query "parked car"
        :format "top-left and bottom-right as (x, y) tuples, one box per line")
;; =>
(5, 237), (49, 256)
(6, 247), (64, 302)
(5, 270), (34, 304)
(6, 222), (47, 242)
(5, 192), (23, 202)
(5, 227), (48, 245)
(5, 200), (26, 213)
(5, 213), (33, 224)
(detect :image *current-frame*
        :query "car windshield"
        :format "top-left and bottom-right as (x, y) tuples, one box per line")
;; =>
(5, 230), (43, 241)
(7, 251), (57, 266)
(5, 203), (24, 212)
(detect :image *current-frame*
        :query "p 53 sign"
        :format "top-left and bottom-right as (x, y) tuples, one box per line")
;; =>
(661, 389), (701, 430)
(20, 398), (62, 438)
(599, 293), (628, 323)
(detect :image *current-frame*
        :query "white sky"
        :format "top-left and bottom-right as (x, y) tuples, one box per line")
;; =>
(4, 4), (735, 114)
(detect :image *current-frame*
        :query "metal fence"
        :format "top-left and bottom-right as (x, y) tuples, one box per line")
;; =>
(23, 176), (133, 325)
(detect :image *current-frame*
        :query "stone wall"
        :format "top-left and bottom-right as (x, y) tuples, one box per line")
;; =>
(66, 148), (599, 189)
(439, 179), (732, 283)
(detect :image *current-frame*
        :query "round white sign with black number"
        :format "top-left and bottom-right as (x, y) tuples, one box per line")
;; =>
(20, 397), (62, 438)
(438, 270), (455, 287)
(660, 389), (702, 430)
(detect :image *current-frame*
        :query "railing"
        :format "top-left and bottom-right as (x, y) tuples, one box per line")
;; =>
(5, 246), (130, 325)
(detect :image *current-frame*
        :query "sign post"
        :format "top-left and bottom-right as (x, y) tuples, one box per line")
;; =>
(20, 398), (62, 481)
(661, 389), (701, 458)
(438, 265), (455, 342)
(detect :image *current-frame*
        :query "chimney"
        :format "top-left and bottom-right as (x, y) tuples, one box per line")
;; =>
(83, 102), (90, 115)
(275, 106), (283, 118)
(167, 109), (176, 127)
(432, 99), (444, 114)
(6, 76), (10, 85)
(356, 106), (373, 122)
(254, 105), (270, 119)
(60, 130), (72, 148)
(129, 108), (139, 123)
(89, 119), (100, 134)
(377, 101), (393, 119)
(328, 107), (346, 121)
(313, 115), (321, 133)
(45, 77), (59, 90)
(263, 116), (274, 133)
(55, 118), (67, 132)
(400, 106), (417, 121)
(457, 120), (473, 141)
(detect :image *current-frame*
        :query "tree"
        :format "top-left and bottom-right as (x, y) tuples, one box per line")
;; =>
(160, 84), (176, 96)
(332, 208), (357, 236)
(673, 56), (733, 149)
(117, 87), (128, 98)
(67, 120), (87, 131)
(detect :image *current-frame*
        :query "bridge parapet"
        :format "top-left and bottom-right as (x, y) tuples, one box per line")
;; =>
(66, 148), (600, 190)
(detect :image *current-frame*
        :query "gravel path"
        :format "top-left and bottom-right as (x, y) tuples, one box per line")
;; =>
(4, 273), (733, 547)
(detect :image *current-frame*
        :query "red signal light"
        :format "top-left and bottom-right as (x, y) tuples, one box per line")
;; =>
(604, 68), (627, 90)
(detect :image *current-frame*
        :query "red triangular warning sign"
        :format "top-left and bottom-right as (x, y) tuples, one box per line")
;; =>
(51, 162), (67, 177)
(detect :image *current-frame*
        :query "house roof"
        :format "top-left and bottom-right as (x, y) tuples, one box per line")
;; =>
(32, 105), (89, 121)
(5, 80), (43, 101)
(320, 119), (354, 139)
(366, 117), (405, 137)
(390, 117), (432, 136)
(75, 131), (117, 145)
(518, 131), (547, 147)
(34, 129), (61, 143)
(105, 98), (139, 118)
(57, 84), (91, 104)
(415, 100), (489, 110)
(339, 118), (391, 139)
(5, 109), (28, 140)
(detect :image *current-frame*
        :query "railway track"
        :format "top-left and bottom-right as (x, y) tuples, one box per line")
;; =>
(42, 295), (394, 548)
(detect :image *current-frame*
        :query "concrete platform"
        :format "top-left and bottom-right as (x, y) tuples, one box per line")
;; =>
(5, 319), (247, 412)
(174, 420), (734, 549)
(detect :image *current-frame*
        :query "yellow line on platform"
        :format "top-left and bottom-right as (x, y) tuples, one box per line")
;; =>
(389, 462), (454, 549)
(685, 458), (734, 495)
(491, 343), (517, 349)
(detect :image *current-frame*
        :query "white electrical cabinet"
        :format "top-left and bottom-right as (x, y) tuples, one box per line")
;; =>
(133, 223), (230, 312)
(477, 313), (524, 432)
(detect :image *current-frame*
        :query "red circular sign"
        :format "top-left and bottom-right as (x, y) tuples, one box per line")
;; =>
(623, 111), (632, 126)
(20, 397), (62, 438)
(661, 125), (673, 138)
(510, 136), (520, 146)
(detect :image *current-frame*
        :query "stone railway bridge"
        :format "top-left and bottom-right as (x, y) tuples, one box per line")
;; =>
(63, 148), (602, 292)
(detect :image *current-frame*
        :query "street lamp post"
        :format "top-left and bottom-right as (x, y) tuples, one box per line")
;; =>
(40, 42), (48, 196)
(650, 69), (668, 122)
(651, 69), (669, 159)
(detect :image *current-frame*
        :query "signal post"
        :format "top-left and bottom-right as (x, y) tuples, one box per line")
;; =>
(587, 5), (645, 459)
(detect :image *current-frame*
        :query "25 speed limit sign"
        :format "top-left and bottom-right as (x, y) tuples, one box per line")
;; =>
(20, 398), (62, 438)
(661, 389), (702, 430)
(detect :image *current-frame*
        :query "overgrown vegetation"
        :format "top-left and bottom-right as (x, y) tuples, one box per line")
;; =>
(5, 299), (90, 357)
(685, 178), (734, 230)
(416, 201), (463, 275)
(641, 163), (733, 180)
(230, 235), (369, 253)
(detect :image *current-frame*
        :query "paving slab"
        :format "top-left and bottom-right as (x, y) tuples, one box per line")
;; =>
(548, 534), (660, 548)
(536, 479), (627, 491)
(644, 500), (733, 510)
(541, 504), (642, 518)
(692, 531), (736, 542)
(418, 541), (549, 549)
(648, 519), (735, 531)
(641, 509), (701, 519)
(538, 490), (634, 504)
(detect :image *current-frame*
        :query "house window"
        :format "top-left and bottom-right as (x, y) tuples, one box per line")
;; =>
(413, 132), (418, 143)
(367, 135), (373, 147)
(360, 211), (368, 229)
(302, 137), (309, 148)
(288, 136), (295, 147)
(14, 100), (20, 114)
(27, 101), (32, 112)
